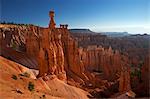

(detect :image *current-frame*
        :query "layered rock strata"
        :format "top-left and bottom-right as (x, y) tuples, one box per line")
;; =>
(0, 10), (134, 97)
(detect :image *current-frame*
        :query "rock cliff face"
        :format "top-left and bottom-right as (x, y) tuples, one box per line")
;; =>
(0, 25), (38, 69)
(25, 26), (40, 57)
(71, 32), (149, 67)
(35, 11), (67, 81)
(61, 32), (132, 96)
(0, 10), (137, 98)
(70, 28), (149, 97)
(37, 27), (67, 81)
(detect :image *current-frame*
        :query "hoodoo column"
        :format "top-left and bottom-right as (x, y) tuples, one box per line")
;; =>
(49, 10), (56, 29)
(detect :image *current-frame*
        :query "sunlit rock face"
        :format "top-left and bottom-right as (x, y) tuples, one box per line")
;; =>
(37, 11), (67, 81)
(79, 46), (125, 79)
(0, 10), (135, 98)
(118, 67), (131, 92)
(61, 31), (132, 88)
(0, 11), (67, 81)
(37, 28), (66, 81)
(0, 10), (131, 85)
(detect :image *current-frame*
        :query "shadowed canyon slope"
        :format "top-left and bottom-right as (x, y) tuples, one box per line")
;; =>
(0, 11), (149, 98)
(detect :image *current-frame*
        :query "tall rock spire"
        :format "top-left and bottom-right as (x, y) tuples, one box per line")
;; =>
(49, 10), (56, 29)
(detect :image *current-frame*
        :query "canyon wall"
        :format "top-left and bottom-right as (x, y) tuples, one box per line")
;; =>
(0, 11), (133, 97)
(61, 31), (131, 93)
(71, 32), (149, 67)
(0, 25), (38, 69)
(34, 11), (67, 81)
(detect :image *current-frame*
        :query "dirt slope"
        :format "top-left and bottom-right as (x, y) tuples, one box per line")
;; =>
(0, 56), (89, 99)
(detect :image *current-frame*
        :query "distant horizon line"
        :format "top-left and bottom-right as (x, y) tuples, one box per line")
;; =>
(0, 21), (149, 34)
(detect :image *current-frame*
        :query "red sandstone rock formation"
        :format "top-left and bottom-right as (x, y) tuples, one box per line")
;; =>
(0, 18), (130, 87)
(37, 11), (66, 81)
(1, 10), (142, 98)
(25, 26), (40, 57)
(79, 45), (125, 80)
(0, 25), (38, 68)
(0, 28), (2, 55)
(118, 67), (131, 92)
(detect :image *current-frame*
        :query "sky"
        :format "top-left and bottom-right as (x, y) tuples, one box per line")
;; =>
(1, 0), (150, 34)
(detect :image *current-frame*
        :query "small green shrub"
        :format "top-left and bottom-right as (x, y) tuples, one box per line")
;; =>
(11, 42), (17, 49)
(130, 69), (141, 81)
(12, 75), (17, 80)
(19, 72), (30, 78)
(130, 64), (134, 67)
(28, 82), (34, 91)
